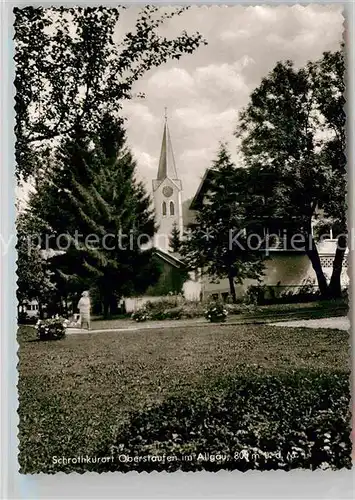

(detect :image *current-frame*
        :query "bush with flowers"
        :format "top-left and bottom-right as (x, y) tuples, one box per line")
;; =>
(36, 315), (68, 341)
(131, 308), (150, 322)
(204, 301), (228, 323)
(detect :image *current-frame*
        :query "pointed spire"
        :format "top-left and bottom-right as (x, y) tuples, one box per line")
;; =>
(157, 110), (178, 180)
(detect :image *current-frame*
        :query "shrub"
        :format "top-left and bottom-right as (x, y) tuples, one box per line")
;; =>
(341, 287), (348, 301)
(131, 308), (150, 322)
(180, 301), (205, 319)
(244, 284), (269, 305)
(276, 279), (320, 304)
(225, 303), (257, 315)
(139, 298), (197, 321)
(244, 279), (322, 306)
(145, 297), (179, 311)
(150, 310), (166, 321)
(204, 301), (228, 322)
(296, 278), (318, 297)
(163, 307), (184, 320)
(36, 316), (68, 341)
(97, 370), (351, 472)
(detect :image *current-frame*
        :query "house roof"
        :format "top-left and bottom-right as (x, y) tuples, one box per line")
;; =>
(189, 168), (216, 210)
(182, 197), (196, 227)
(154, 247), (185, 269)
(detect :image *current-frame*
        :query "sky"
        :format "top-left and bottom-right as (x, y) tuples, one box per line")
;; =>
(119, 4), (343, 202)
(17, 4), (344, 208)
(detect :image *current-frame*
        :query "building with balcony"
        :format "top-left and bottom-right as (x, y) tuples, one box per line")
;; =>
(188, 168), (348, 301)
(130, 114), (347, 309)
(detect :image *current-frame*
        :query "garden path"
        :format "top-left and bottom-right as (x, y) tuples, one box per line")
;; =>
(270, 316), (349, 331)
(65, 315), (350, 334)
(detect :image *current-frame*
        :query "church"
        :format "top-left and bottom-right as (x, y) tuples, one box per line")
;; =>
(124, 114), (348, 312)
(151, 113), (184, 252)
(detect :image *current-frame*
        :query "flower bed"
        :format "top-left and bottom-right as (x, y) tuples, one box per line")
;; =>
(36, 316), (68, 341)
(128, 297), (347, 324)
(131, 308), (150, 322)
(204, 301), (228, 322)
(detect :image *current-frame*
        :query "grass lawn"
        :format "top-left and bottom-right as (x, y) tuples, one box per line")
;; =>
(18, 323), (349, 473)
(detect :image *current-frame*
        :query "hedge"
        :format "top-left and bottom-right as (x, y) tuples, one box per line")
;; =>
(96, 370), (351, 472)
(131, 298), (347, 322)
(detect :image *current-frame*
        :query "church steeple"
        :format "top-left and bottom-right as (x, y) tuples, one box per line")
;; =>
(152, 110), (183, 251)
(156, 109), (178, 180)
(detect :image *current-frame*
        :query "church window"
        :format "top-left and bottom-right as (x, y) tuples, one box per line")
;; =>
(170, 201), (175, 215)
(162, 201), (167, 216)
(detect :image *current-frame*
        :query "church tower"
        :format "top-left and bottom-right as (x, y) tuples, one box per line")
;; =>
(152, 111), (183, 251)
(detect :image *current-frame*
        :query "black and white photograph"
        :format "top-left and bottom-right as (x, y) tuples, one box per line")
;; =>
(15, 4), (351, 474)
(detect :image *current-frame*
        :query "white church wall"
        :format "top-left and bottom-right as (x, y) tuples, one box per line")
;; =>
(153, 177), (183, 251)
(182, 272), (202, 301)
(124, 295), (171, 313)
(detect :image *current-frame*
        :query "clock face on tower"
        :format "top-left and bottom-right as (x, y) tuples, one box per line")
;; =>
(162, 186), (173, 198)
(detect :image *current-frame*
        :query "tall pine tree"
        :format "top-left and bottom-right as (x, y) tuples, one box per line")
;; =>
(169, 221), (182, 253)
(30, 115), (161, 317)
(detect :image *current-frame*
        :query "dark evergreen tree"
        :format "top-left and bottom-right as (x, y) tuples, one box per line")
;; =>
(181, 144), (265, 303)
(29, 115), (161, 317)
(169, 221), (182, 253)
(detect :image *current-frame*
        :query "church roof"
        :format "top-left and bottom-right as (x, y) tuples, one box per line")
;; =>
(157, 119), (179, 180)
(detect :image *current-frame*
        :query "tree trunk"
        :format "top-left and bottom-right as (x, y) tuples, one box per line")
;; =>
(109, 295), (118, 316)
(228, 270), (237, 304)
(75, 293), (81, 313)
(103, 296), (110, 319)
(64, 295), (68, 317)
(305, 234), (329, 298)
(328, 234), (347, 299)
(38, 300), (44, 319)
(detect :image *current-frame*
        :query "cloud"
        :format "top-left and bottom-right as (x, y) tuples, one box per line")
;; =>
(114, 6), (343, 202)
(175, 106), (237, 133)
(147, 67), (195, 95)
(134, 151), (157, 173)
(219, 29), (250, 42)
(133, 150), (158, 193)
(122, 102), (157, 125)
(180, 147), (215, 161)
(194, 57), (253, 94)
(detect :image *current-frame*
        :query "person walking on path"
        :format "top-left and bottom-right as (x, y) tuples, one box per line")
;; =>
(78, 291), (91, 330)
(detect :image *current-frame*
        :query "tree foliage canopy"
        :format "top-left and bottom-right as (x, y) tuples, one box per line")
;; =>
(16, 211), (56, 307)
(181, 144), (265, 302)
(235, 49), (346, 297)
(14, 5), (206, 179)
(169, 221), (182, 253)
(29, 115), (161, 316)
